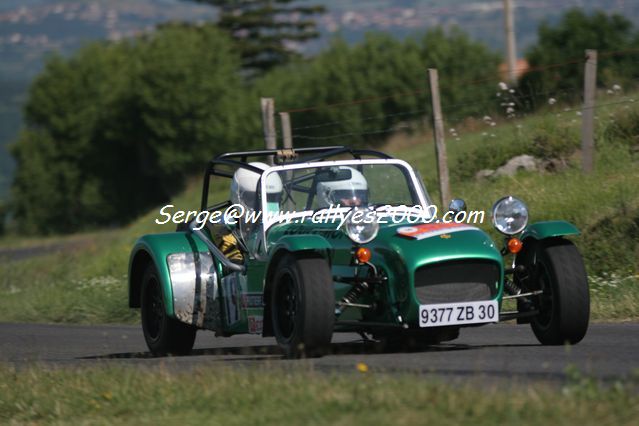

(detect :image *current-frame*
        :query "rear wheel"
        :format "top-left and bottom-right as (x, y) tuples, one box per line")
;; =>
(530, 239), (589, 345)
(141, 263), (197, 355)
(270, 253), (335, 358)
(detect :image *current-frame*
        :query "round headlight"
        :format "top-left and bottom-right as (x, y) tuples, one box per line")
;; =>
(343, 207), (379, 244)
(491, 196), (528, 235)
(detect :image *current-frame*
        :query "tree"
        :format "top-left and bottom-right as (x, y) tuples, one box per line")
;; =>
(188, 0), (324, 74)
(254, 30), (501, 146)
(10, 24), (257, 234)
(519, 9), (639, 106)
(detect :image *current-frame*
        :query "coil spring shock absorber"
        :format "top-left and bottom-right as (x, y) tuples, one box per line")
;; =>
(335, 281), (369, 315)
(504, 279), (521, 295)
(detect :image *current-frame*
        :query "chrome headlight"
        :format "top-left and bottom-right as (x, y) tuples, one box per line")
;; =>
(491, 196), (528, 235)
(343, 207), (379, 244)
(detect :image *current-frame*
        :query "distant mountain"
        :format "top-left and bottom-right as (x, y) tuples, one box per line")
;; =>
(1, 0), (637, 200)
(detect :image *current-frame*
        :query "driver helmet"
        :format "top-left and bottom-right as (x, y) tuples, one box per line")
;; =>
(316, 166), (368, 208)
(230, 162), (283, 214)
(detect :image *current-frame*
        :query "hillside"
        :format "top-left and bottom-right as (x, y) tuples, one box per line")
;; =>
(0, 91), (637, 325)
(1, 0), (638, 199)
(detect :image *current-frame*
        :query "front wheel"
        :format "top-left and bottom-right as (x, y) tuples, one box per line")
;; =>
(270, 253), (335, 358)
(529, 239), (590, 345)
(141, 263), (197, 355)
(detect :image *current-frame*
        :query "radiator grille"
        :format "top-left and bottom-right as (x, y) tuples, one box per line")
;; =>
(414, 260), (499, 304)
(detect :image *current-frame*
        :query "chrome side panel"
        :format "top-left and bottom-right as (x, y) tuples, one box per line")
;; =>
(168, 252), (221, 331)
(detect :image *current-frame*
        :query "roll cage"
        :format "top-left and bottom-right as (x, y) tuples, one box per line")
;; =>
(200, 146), (392, 211)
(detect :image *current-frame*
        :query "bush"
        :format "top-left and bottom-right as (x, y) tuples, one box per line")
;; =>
(520, 9), (639, 106)
(580, 205), (639, 276)
(529, 119), (580, 160)
(254, 29), (501, 147)
(10, 24), (257, 234)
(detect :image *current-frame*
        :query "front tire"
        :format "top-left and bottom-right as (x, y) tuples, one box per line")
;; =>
(270, 253), (335, 358)
(141, 263), (197, 356)
(529, 239), (590, 345)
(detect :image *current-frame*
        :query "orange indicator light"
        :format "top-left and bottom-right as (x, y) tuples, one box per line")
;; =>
(507, 238), (523, 254)
(356, 247), (372, 263)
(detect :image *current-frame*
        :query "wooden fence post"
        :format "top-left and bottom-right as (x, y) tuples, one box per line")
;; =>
(428, 68), (451, 208)
(261, 97), (277, 152)
(279, 112), (293, 149)
(581, 49), (597, 174)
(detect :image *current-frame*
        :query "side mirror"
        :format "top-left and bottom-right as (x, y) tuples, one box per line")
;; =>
(448, 198), (467, 214)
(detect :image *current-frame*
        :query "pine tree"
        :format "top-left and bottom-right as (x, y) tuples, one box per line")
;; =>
(190, 0), (324, 73)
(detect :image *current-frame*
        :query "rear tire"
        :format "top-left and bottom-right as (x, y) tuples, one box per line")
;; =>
(530, 239), (589, 345)
(141, 263), (197, 356)
(270, 253), (335, 358)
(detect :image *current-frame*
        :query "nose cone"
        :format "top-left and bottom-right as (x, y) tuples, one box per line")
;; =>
(376, 223), (502, 267)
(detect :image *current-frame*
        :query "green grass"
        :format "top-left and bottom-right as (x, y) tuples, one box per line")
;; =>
(0, 364), (638, 425)
(0, 98), (638, 324)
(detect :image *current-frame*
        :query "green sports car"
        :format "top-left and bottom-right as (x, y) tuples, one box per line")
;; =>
(128, 146), (589, 357)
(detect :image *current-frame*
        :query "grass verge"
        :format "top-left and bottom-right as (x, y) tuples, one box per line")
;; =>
(0, 98), (637, 324)
(0, 364), (638, 425)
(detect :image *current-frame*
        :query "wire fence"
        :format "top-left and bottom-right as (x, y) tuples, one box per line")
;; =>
(267, 49), (639, 149)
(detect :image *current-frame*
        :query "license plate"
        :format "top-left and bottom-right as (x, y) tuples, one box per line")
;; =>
(419, 300), (499, 327)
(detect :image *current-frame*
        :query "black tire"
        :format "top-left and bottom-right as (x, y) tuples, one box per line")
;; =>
(141, 263), (197, 356)
(529, 239), (589, 345)
(270, 253), (335, 358)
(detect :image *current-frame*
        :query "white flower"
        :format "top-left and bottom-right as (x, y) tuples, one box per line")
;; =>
(481, 132), (488, 136)
(607, 89), (614, 95)
(506, 107), (515, 114)
(483, 115), (492, 122)
(576, 111), (582, 116)
(548, 98), (557, 105)
(490, 122), (496, 127)
(613, 84), (622, 91)
(498, 82), (508, 91)
(509, 89), (515, 93)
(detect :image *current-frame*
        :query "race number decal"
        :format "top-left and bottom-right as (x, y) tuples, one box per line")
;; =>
(397, 223), (477, 240)
(248, 316), (263, 334)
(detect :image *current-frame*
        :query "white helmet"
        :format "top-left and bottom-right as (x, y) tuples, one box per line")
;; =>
(316, 166), (368, 208)
(230, 162), (283, 211)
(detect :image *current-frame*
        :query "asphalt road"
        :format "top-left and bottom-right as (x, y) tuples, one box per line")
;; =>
(1, 322), (637, 384)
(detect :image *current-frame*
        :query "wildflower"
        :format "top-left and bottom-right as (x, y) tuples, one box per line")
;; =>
(613, 84), (622, 92)
(498, 82), (508, 91)
(356, 362), (369, 373)
(506, 107), (515, 114)
(576, 111), (582, 116)
(482, 115), (492, 123)
(607, 89), (614, 95)
(548, 98), (557, 105)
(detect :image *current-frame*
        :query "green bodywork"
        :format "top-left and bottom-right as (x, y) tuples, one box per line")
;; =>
(520, 220), (580, 241)
(128, 216), (579, 336)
